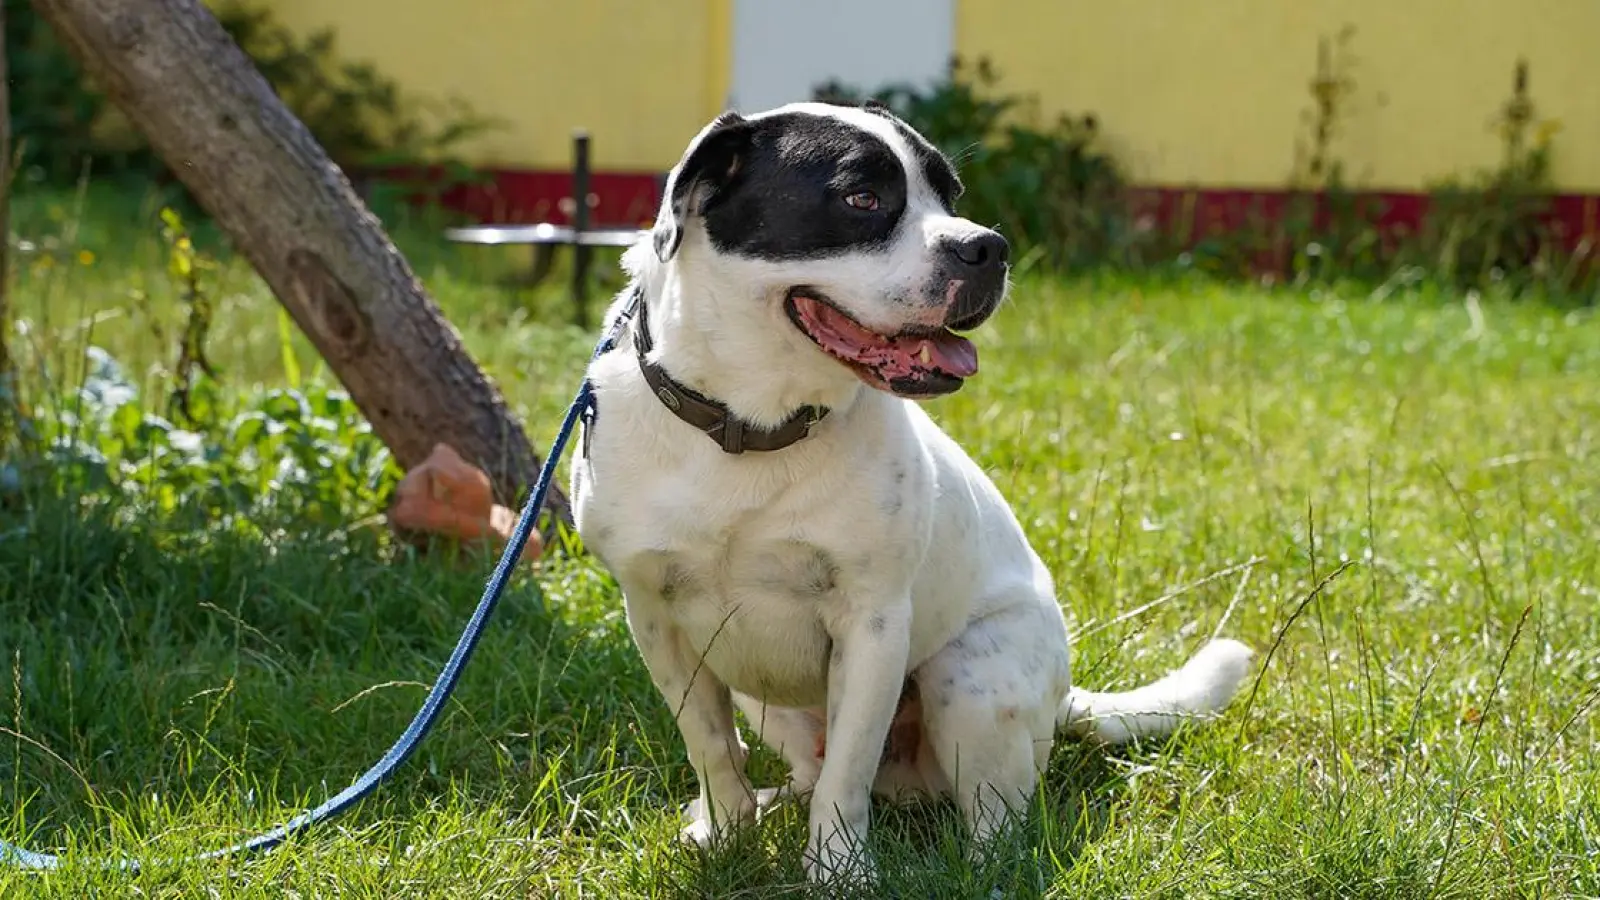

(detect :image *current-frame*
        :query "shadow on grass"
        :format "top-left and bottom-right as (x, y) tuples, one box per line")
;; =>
(3, 479), (1157, 894)
(616, 749), (1132, 898)
(0, 478), (668, 850)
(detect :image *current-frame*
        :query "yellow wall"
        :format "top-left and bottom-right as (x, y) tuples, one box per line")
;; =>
(955, 0), (1600, 192)
(265, 0), (728, 171)
(261, 0), (1599, 192)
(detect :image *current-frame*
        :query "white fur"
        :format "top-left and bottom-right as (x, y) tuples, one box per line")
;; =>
(571, 102), (1254, 885)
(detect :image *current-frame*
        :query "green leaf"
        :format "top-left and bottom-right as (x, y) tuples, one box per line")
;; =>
(277, 307), (302, 390)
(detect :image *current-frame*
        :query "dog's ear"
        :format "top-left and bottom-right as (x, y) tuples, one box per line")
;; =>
(652, 111), (752, 263)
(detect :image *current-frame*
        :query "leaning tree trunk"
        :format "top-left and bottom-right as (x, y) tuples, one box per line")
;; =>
(27, 0), (569, 523)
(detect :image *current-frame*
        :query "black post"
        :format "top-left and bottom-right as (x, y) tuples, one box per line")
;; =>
(570, 130), (592, 330)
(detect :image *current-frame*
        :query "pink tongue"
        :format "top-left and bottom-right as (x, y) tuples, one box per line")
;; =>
(795, 295), (979, 379)
(890, 333), (978, 377)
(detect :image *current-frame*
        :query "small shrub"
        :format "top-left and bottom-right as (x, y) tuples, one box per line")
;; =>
(3, 0), (148, 184)
(1274, 39), (1588, 299)
(10, 343), (403, 535)
(1281, 26), (1390, 285)
(1411, 59), (1574, 294)
(156, 207), (221, 424)
(2, 212), (400, 535)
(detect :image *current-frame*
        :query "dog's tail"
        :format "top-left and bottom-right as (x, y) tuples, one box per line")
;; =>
(1059, 639), (1255, 747)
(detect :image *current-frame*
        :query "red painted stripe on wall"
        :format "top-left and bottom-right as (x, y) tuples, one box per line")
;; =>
(388, 168), (665, 227)
(1125, 188), (1600, 252)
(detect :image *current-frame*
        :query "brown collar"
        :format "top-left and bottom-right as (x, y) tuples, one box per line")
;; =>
(632, 292), (828, 454)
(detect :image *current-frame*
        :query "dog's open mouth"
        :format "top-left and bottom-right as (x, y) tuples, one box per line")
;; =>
(784, 290), (977, 397)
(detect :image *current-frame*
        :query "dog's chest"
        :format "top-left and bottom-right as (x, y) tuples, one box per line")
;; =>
(647, 536), (839, 707)
(573, 361), (918, 708)
(614, 522), (838, 704)
(585, 465), (851, 707)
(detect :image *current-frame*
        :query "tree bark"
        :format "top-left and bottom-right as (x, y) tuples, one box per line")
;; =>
(26, 0), (569, 523)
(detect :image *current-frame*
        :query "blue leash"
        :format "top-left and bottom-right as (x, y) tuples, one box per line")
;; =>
(0, 294), (637, 872)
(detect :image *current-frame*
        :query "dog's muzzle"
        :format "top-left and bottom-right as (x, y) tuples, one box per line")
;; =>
(938, 230), (1010, 332)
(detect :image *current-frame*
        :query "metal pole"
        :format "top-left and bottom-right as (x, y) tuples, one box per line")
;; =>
(570, 130), (592, 330)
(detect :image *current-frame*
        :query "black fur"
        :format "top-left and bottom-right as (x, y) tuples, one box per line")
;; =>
(654, 110), (914, 263)
(653, 111), (751, 262)
(863, 104), (963, 212)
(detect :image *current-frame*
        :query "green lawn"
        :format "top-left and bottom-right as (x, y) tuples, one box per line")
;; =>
(3, 190), (1599, 897)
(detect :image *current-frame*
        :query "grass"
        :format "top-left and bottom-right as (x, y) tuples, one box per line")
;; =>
(3, 186), (1600, 898)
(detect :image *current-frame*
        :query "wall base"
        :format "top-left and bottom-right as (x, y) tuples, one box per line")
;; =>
(399, 168), (1600, 256)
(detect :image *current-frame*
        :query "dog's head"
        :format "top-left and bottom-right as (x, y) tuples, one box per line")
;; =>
(646, 102), (1009, 399)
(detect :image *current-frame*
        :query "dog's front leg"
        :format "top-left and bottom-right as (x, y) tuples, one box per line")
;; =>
(807, 598), (912, 884)
(624, 593), (755, 846)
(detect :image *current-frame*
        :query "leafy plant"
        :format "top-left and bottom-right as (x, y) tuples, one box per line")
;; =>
(1412, 59), (1571, 294)
(1290, 27), (1359, 191)
(1281, 26), (1389, 285)
(18, 343), (403, 535)
(157, 208), (221, 425)
(3, 0), (156, 184)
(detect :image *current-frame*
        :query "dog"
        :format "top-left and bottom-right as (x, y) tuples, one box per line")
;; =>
(570, 101), (1255, 884)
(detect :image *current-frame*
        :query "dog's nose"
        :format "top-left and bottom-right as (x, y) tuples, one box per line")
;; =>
(946, 231), (1010, 272)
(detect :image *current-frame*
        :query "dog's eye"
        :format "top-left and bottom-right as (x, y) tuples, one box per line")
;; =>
(843, 191), (880, 211)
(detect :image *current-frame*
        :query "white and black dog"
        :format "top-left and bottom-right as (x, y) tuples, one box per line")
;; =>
(571, 101), (1254, 883)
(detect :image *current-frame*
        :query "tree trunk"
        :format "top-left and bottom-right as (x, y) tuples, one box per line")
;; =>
(26, 0), (569, 523)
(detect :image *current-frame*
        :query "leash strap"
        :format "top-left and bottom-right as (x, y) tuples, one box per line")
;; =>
(0, 291), (640, 872)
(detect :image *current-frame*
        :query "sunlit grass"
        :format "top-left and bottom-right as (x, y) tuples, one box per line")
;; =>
(3, 187), (1598, 897)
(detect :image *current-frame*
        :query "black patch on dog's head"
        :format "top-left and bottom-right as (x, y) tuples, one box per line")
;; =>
(863, 103), (963, 212)
(653, 111), (752, 262)
(654, 110), (914, 263)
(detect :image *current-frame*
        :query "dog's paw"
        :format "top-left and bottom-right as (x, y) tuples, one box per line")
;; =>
(680, 812), (724, 848)
(679, 798), (730, 848)
(752, 784), (800, 812)
(678, 788), (774, 847)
